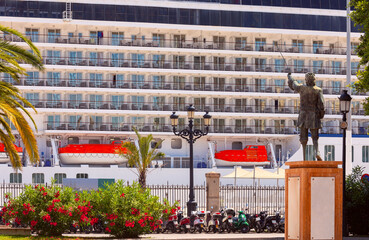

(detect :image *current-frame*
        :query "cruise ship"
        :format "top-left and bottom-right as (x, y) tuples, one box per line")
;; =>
(0, 0), (368, 185)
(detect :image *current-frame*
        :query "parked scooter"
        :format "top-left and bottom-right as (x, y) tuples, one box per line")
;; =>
(274, 210), (284, 233)
(194, 210), (206, 233)
(221, 208), (236, 233)
(211, 211), (223, 233)
(257, 210), (277, 233)
(245, 209), (262, 233)
(231, 210), (250, 233)
(163, 213), (178, 233)
(177, 211), (190, 233)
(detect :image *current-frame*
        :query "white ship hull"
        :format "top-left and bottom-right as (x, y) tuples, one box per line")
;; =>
(59, 153), (127, 165)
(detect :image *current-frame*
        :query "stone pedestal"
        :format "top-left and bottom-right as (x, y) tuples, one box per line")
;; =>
(205, 172), (220, 211)
(285, 161), (343, 240)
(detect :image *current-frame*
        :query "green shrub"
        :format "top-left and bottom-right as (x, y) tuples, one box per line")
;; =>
(345, 166), (369, 235)
(91, 180), (174, 238)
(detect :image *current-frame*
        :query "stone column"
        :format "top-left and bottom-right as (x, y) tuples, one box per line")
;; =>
(206, 172), (220, 211)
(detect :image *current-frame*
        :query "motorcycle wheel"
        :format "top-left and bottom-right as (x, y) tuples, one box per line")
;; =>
(241, 224), (250, 233)
(226, 223), (232, 233)
(266, 222), (275, 233)
(156, 228), (162, 234)
(167, 223), (176, 233)
(189, 226), (196, 233)
(197, 225), (203, 233)
(254, 222), (262, 233)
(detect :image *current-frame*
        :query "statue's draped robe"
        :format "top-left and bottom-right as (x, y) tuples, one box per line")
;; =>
(288, 75), (325, 129)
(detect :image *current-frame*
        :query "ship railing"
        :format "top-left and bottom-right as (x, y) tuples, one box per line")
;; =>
(28, 55), (363, 77)
(41, 122), (369, 136)
(8, 76), (367, 97)
(7, 33), (357, 56)
(23, 99), (366, 116)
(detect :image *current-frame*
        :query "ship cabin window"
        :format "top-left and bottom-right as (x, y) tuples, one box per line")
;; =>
(89, 139), (100, 144)
(68, 137), (79, 144)
(10, 173), (22, 183)
(232, 142), (243, 150)
(32, 173), (44, 184)
(305, 145), (314, 160)
(362, 146), (369, 163)
(76, 173), (88, 179)
(171, 139), (182, 149)
(151, 138), (163, 149)
(54, 173), (66, 184)
(324, 145), (335, 161)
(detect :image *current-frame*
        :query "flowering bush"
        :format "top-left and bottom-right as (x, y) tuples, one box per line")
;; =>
(90, 180), (165, 238)
(2, 183), (76, 236)
(1, 180), (179, 238)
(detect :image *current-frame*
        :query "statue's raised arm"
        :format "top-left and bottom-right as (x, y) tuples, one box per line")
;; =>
(287, 73), (302, 92)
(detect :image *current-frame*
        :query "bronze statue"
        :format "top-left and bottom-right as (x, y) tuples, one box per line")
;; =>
(287, 72), (325, 161)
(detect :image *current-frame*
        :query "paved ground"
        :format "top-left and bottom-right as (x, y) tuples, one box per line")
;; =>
(61, 233), (369, 240)
(63, 233), (284, 239)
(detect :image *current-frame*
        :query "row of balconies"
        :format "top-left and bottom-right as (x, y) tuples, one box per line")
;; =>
(12, 77), (368, 96)
(44, 122), (368, 135)
(39, 56), (360, 76)
(24, 101), (365, 116)
(6, 33), (358, 56)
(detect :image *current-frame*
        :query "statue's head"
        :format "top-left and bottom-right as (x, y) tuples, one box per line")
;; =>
(305, 72), (316, 86)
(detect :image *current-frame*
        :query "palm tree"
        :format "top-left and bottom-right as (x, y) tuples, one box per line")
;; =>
(119, 127), (165, 188)
(0, 25), (44, 169)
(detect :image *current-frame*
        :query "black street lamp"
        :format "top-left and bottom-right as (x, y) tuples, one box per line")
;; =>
(339, 89), (352, 237)
(170, 105), (211, 216)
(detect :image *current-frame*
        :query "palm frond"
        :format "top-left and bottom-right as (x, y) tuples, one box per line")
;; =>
(0, 129), (21, 169)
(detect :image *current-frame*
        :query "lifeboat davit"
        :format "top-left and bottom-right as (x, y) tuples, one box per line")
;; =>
(0, 143), (23, 163)
(58, 141), (128, 165)
(214, 145), (270, 167)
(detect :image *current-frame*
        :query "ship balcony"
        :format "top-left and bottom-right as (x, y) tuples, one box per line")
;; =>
(10, 77), (368, 97)
(35, 56), (362, 77)
(25, 99), (367, 117)
(43, 121), (369, 136)
(8, 33), (358, 56)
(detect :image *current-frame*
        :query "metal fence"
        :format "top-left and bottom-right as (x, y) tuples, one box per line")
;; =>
(220, 185), (285, 214)
(148, 184), (207, 214)
(0, 183), (284, 215)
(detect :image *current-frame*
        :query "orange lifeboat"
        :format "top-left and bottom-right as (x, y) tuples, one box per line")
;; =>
(0, 143), (23, 163)
(58, 141), (128, 165)
(214, 145), (270, 167)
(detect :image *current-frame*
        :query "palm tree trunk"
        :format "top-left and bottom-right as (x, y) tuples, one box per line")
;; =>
(139, 171), (146, 189)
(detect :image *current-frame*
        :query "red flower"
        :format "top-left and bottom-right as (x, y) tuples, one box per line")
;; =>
(105, 227), (111, 233)
(30, 220), (37, 227)
(68, 212), (72, 217)
(75, 198), (79, 202)
(110, 222), (115, 226)
(54, 191), (60, 198)
(177, 206), (181, 210)
(120, 193), (125, 197)
(42, 214), (51, 222)
(50, 222), (57, 226)
(171, 208), (177, 214)
(162, 209), (168, 214)
(5, 195), (8, 199)
(42, 192), (47, 196)
(35, 185), (38, 189)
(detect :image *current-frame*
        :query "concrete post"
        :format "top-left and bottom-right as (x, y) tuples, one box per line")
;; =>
(205, 172), (220, 211)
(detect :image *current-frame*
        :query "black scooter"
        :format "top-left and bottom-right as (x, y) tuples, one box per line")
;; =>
(245, 209), (262, 233)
